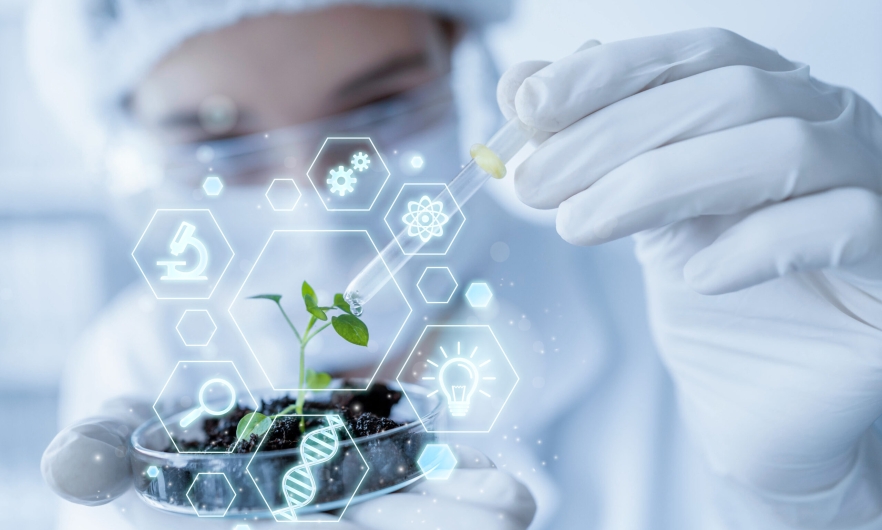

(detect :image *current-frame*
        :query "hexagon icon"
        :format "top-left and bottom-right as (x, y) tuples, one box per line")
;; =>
(397, 325), (518, 433)
(154, 361), (259, 453)
(384, 183), (465, 256)
(266, 178), (302, 211)
(229, 230), (411, 391)
(465, 282), (493, 308)
(186, 472), (236, 517)
(246, 414), (369, 522)
(306, 137), (390, 211)
(418, 444), (457, 480)
(176, 309), (218, 346)
(132, 209), (234, 299)
(417, 267), (458, 304)
(202, 175), (224, 196)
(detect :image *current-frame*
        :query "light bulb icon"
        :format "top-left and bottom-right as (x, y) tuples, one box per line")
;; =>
(438, 358), (479, 417)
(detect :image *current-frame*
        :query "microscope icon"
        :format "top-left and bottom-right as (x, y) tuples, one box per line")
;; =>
(157, 222), (209, 281)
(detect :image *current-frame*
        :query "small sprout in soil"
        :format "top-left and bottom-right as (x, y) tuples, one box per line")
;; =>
(238, 281), (370, 436)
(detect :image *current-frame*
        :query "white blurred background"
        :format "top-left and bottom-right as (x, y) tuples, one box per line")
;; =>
(1, 0), (880, 527)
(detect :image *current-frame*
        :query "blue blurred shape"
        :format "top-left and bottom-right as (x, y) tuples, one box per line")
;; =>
(146, 466), (159, 478)
(202, 175), (224, 196)
(417, 444), (457, 480)
(465, 282), (493, 308)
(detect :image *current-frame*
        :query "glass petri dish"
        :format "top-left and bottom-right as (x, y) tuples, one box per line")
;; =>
(130, 380), (441, 517)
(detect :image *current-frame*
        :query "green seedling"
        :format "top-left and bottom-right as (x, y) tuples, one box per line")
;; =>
(236, 281), (369, 436)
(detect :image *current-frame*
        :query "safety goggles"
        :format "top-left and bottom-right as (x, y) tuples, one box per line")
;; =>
(159, 77), (455, 189)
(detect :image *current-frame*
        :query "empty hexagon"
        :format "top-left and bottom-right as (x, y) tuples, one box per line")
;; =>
(418, 444), (457, 480)
(154, 361), (259, 453)
(186, 472), (236, 517)
(411, 155), (424, 169)
(385, 183), (465, 256)
(397, 325), (518, 433)
(132, 209), (234, 300)
(416, 267), (458, 304)
(229, 230), (411, 391)
(306, 137), (390, 211)
(176, 309), (218, 346)
(465, 282), (493, 308)
(266, 178), (302, 211)
(246, 414), (369, 522)
(202, 175), (224, 196)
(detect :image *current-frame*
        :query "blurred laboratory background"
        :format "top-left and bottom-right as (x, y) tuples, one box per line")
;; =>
(1, 0), (880, 527)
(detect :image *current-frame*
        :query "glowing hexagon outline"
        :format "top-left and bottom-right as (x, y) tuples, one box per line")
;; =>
(465, 282), (494, 308)
(153, 360), (260, 454)
(383, 183), (466, 256)
(417, 443), (457, 480)
(131, 209), (235, 300)
(244, 414), (370, 523)
(185, 472), (236, 518)
(396, 324), (519, 434)
(229, 229), (412, 392)
(266, 178), (303, 211)
(305, 137), (390, 212)
(175, 309), (218, 347)
(416, 267), (458, 304)
(202, 175), (224, 196)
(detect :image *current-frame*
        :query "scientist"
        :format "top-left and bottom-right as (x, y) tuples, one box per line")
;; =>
(32, 0), (882, 529)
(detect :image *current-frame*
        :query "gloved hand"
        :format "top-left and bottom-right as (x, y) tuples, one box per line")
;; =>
(499, 28), (882, 527)
(43, 399), (535, 529)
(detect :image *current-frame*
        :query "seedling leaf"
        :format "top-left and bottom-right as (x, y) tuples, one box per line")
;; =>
(249, 294), (282, 303)
(237, 412), (269, 440)
(301, 281), (327, 320)
(331, 314), (369, 346)
(305, 369), (332, 389)
(333, 293), (352, 314)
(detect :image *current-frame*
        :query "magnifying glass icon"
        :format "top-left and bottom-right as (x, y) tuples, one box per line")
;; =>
(179, 378), (237, 428)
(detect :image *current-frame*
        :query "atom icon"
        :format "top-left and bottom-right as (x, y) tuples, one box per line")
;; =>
(402, 195), (450, 243)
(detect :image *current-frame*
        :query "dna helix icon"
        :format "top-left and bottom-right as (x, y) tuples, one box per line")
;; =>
(273, 415), (346, 521)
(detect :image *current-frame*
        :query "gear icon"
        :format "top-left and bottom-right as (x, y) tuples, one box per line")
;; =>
(327, 165), (356, 196)
(351, 151), (371, 172)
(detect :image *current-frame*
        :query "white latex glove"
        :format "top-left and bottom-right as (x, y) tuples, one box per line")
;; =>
(499, 28), (882, 528)
(43, 400), (535, 529)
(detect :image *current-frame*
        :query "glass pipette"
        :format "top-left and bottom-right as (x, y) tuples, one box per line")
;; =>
(344, 117), (537, 314)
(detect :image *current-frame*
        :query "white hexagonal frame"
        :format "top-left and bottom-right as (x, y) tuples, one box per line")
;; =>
(396, 325), (519, 434)
(306, 137), (390, 212)
(176, 309), (218, 347)
(266, 178), (303, 211)
(417, 443), (457, 480)
(465, 282), (494, 308)
(202, 175), (224, 196)
(416, 267), (458, 304)
(384, 183), (466, 256)
(229, 229), (412, 392)
(245, 414), (369, 522)
(131, 209), (235, 300)
(153, 360), (260, 454)
(186, 472), (237, 517)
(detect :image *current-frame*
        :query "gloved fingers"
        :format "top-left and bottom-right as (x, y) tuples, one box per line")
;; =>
(344, 472), (535, 530)
(683, 188), (882, 294)
(515, 65), (845, 208)
(451, 444), (496, 469)
(498, 60), (551, 121)
(405, 468), (536, 524)
(496, 39), (601, 122)
(42, 418), (133, 506)
(555, 117), (881, 245)
(514, 27), (798, 132)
